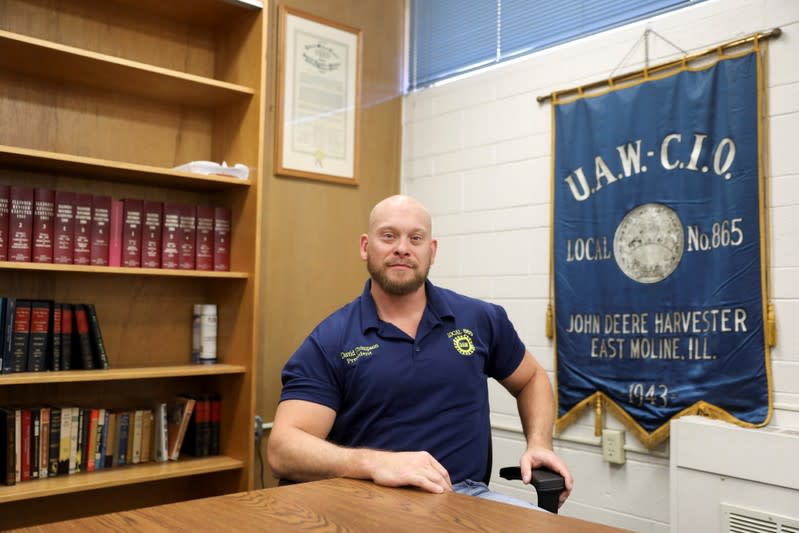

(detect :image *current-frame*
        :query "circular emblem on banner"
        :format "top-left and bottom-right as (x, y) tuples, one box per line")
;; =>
(613, 203), (684, 284)
(452, 334), (476, 356)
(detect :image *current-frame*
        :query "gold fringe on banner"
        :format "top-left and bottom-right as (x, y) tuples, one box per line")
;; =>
(594, 395), (603, 437)
(766, 302), (777, 347)
(545, 303), (553, 339)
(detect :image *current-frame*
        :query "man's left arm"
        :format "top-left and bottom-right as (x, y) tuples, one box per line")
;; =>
(500, 350), (574, 507)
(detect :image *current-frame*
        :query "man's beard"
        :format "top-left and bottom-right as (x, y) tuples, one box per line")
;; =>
(367, 255), (429, 296)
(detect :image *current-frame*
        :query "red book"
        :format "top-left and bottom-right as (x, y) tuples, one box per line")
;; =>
(90, 195), (111, 266)
(179, 204), (196, 270)
(73, 193), (92, 265)
(122, 199), (143, 268)
(32, 188), (55, 263)
(20, 409), (31, 482)
(195, 206), (214, 271)
(0, 184), (9, 261)
(54, 191), (75, 264)
(141, 201), (162, 268)
(73, 306), (94, 369)
(213, 207), (231, 271)
(209, 393), (221, 455)
(161, 203), (181, 269)
(60, 305), (73, 370)
(109, 199), (123, 267)
(50, 303), (62, 371)
(8, 186), (34, 262)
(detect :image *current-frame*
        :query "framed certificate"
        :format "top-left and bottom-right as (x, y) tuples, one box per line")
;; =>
(275, 6), (362, 185)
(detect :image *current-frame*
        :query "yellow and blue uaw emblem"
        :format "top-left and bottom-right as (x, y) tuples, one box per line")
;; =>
(447, 328), (476, 355)
(451, 333), (475, 356)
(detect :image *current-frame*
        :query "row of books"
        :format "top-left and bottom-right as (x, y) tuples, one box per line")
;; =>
(0, 394), (220, 486)
(0, 297), (109, 374)
(0, 185), (231, 271)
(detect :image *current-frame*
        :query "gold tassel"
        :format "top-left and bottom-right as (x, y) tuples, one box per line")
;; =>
(545, 303), (554, 339)
(594, 395), (602, 437)
(766, 302), (777, 347)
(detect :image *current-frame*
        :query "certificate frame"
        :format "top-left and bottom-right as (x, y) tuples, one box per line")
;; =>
(275, 6), (362, 185)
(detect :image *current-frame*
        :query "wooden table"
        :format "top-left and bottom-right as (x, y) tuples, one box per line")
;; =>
(12, 478), (632, 532)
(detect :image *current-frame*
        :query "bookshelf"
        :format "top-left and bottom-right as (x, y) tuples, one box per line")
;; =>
(0, 0), (264, 527)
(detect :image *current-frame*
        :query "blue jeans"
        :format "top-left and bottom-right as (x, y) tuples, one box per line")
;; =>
(452, 479), (547, 512)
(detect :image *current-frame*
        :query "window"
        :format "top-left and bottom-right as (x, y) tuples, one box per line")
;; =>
(408, 0), (704, 90)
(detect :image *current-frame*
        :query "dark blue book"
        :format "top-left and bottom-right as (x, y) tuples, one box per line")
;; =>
(1, 297), (16, 374)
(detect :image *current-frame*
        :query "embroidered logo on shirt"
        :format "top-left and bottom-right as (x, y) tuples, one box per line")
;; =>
(340, 343), (380, 365)
(447, 328), (476, 356)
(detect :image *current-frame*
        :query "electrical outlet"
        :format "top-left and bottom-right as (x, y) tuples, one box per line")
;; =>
(602, 429), (626, 464)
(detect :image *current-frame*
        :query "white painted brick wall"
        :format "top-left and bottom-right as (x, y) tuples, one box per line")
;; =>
(401, 0), (799, 530)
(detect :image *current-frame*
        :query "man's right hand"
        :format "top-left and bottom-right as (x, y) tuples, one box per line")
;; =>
(364, 450), (452, 494)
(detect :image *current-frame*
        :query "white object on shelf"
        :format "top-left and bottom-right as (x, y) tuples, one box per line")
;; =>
(175, 160), (249, 180)
(223, 0), (262, 9)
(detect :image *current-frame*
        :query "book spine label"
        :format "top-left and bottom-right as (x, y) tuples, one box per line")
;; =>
(213, 207), (231, 271)
(9, 186), (34, 262)
(161, 203), (181, 269)
(195, 206), (214, 271)
(90, 195), (111, 266)
(0, 185), (10, 262)
(122, 199), (143, 267)
(109, 199), (123, 267)
(32, 188), (55, 263)
(142, 201), (162, 268)
(54, 191), (76, 264)
(73, 193), (92, 265)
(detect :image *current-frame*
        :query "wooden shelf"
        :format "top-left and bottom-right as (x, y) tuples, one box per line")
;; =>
(0, 261), (248, 279)
(0, 365), (246, 386)
(0, 1), (263, 525)
(0, 456), (243, 504)
(0, 145), (252, 191)
(0, 30), (254, 107)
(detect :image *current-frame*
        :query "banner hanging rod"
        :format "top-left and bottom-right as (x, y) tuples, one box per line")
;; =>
(537, 28), (782, 104)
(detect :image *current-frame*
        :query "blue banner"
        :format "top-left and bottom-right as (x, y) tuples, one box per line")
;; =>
(553, 51), (771, 446)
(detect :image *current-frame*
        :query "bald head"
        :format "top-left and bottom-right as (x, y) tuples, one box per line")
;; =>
(367, 195), (433, 236)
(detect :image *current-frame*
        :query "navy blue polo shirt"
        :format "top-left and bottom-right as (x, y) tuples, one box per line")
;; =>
(279, 279), (526, 484)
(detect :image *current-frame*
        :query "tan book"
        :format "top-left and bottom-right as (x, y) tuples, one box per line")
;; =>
(139, 410), (154, 463)
(167, 397), (196, 461)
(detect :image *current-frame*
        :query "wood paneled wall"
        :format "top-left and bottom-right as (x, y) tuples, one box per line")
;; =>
(256, 0), (406, 486)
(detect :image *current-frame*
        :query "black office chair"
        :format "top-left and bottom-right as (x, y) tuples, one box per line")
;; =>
(485, 438), (565, 514)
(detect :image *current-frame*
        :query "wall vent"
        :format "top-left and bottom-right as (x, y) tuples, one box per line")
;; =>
(722, 504), (799, 533)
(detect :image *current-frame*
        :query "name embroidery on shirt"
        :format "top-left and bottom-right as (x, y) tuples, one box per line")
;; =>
(447, 328), (476, 356)
(340, 343), (380, 365)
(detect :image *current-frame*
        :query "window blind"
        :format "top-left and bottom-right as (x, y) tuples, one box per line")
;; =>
(409, 0), (703, 90)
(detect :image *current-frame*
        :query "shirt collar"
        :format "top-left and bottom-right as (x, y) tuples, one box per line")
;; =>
(359, 278), (455, 334)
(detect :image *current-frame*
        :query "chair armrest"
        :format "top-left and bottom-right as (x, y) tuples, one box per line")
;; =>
(498, 466), (565, 514)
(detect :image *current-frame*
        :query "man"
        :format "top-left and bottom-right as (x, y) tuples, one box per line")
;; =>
(268, 195), (573, 509)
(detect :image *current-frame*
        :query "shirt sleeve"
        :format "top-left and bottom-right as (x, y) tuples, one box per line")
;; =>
(485, 303), (527, 381)
(280, 330), (343, 412)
